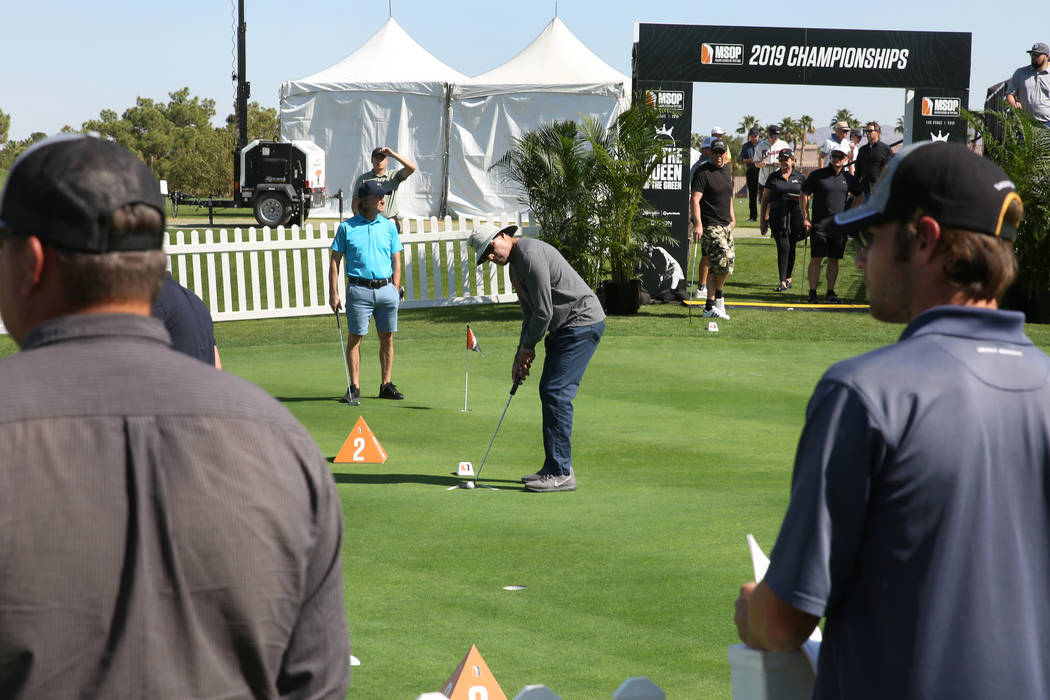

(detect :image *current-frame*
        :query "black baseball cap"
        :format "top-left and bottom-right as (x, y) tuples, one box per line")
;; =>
(357, 180), (390, 198)
(371, 147), (386, 158)
(710, 139), (728, 154)
(767, 125), (782, 136)
(0, 134), (165, 253)
(778, 148), (794, 159)
(825, 141), (1022, 241)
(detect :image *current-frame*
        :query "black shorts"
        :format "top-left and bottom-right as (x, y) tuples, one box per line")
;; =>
(810, 225), (847, 259)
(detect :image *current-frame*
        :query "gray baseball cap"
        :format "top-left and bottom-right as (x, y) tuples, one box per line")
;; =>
(1028, 42), (1049, 55)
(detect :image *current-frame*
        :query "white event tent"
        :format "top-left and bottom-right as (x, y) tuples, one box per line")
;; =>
(445, 17), (631, 216)
(279, 18), (467, 218)
(279, 16), (630, 218)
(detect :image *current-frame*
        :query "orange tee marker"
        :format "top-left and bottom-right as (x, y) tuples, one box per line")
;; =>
(441, 644), (508, 700)
(334, 416), (388, 464)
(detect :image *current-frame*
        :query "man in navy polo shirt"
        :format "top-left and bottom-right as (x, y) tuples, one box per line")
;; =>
(800, 144), (863, 303)
(734, 142), (1050, 699)
(329, 179), (404, 404)
(152, 272), (222, 367)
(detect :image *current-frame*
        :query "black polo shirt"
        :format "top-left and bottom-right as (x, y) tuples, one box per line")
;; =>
(856, 141), (893, 194)
(690, 160), (734, 227)
(802, 166), (862, 224)
(763, 169), (805, 212)
(152, 273), (216, 365)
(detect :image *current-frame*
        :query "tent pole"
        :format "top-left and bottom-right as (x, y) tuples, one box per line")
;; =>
(439, 84), (452, 218)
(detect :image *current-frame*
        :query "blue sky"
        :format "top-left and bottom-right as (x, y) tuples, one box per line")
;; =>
(1, 0), (1039, 142)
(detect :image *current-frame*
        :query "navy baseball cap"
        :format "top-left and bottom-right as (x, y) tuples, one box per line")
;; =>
(825, 141), (1022, 241)
(0, 134), (165, 253)
(357, 180), (390, 198)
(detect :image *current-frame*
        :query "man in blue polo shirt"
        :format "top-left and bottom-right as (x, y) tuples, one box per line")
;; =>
(733, 142), (1050, 699)
(328, 179), (404, 405)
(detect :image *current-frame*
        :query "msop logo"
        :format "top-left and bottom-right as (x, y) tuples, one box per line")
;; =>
(700, 42), (744, 66)
(921, 97), (961, 117)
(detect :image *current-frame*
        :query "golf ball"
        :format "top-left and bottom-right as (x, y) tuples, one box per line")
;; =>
(464, 481), (476, 489)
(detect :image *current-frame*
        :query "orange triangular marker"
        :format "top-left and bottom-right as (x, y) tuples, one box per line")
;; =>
(334, 416), (388, 464)
(441, 644), (508, 700)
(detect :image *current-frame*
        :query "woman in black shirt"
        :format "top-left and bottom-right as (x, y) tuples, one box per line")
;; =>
(760, 149), (807, 292)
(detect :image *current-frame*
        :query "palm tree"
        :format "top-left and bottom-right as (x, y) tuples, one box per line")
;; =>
(736, 115), (761, 135)
(895, 115), (905, 134)
(580, 101), (673, 287)
(491, 120), (598, 284)
(830, 109), (859, 129)
(780, 117), (800, 152)
(797, 114), (815, 163)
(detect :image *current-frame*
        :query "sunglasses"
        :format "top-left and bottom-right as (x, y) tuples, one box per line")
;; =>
(864, 129), (877, 133)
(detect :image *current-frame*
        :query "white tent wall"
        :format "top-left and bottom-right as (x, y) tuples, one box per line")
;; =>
(445, 83), (628, 216)
(281, 81), (449, 218)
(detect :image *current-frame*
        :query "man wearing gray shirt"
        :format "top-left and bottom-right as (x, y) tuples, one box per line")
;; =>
(470, 224), (605, 492)
(1006, 42), (1050, 126)
(733, 142), (1048, 699)
(0, 135), (350, 698)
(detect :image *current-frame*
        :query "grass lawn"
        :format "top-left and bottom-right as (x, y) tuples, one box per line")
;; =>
(1, 235), (1048, 698)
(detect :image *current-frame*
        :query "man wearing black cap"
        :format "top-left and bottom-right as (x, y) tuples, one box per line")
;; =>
(0, 135), (349, 697)
(690, 139), (736, 320)
(329, 179), (405, 403)
(351, 146), (417, 232)
(800, 144), (863, 303)
(733, 141), (1050, 699)
(1006, 42), (1050, 127)
(467, 223), (605, 492)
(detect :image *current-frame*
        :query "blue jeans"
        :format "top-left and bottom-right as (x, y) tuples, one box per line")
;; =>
(540, 320), (604, 476)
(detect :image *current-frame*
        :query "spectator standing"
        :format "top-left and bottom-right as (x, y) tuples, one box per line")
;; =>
(760, 148), (806, 292)
(856, 121), (894, 195)
(690, 139), (736, 320)
(741, 127), (762, 222)
(152, 271), (222, 368)
(756, 125), (790, 190)
(710, 126), (733, 162)
(329, 180), (405, 405)
(0, 135), (350, 697)
(800, 144), (863, 303)
(351, 146), (417, 232)
(733, 141), (1047, 700)
(847, 127), (864, 175)
(469, 224), (605, 493)
(1005, 42), (1050, 127)
(818, 121), (851, 168)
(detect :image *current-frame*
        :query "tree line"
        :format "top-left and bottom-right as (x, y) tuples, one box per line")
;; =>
(0, 89), (278, 198)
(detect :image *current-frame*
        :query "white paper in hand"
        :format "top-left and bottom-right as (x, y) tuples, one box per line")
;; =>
(746, 533), (822, 672)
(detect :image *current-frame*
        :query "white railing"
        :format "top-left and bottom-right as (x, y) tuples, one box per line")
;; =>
(166, 213), (527, 323)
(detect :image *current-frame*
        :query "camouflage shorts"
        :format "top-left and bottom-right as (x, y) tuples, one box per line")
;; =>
(700, 224), (735, 275)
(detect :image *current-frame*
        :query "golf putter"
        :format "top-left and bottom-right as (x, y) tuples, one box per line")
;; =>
(689, 240), (699, 323)
(334, 310), (354, 402)
(469, 376), (522, 487)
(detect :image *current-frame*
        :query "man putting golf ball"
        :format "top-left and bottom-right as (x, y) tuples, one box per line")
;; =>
(468, 224), (605, 492)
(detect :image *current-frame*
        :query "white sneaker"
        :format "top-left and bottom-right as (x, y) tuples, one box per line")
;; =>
(693, 285), (707, 299)
(702, 299), (730, 320)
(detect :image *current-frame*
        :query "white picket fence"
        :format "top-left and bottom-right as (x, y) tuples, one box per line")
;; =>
(170, 213), (531, 324)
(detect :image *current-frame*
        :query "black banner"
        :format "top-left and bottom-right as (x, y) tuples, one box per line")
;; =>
(636, 81), (693, 291)
(634, 24), (971, 90)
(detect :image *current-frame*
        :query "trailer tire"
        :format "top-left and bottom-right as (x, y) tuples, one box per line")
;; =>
(254, 193), (292, 227)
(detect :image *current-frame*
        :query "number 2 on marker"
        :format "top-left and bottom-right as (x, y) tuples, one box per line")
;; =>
(353, 437), (365, 461)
